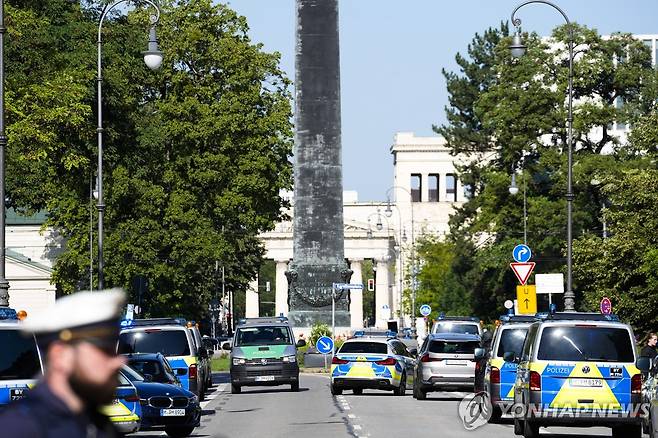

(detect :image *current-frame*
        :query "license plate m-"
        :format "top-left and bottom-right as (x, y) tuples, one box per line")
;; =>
(161, 409), (186, 416)
(255, 376), (275, 382)
(570, 378), (602, 387)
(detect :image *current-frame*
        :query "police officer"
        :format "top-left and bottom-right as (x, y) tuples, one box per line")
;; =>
(0, 289), (127, 437)
(641, 332), (658, 360)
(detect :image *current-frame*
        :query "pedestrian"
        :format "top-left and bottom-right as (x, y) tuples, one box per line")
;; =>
(641, 333), (658, 361)
(0, 289), (127, 438)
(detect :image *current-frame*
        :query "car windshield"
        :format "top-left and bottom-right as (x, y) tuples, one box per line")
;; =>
(129, 359), (167, 383)
(0, 330), (41, 380)
(118, 330), (191, 356)
(429, 340), (480, 354)
(122, 365), (145, 383)
(235, 326), (291, 346)
(339, 342), (388, 354)
(496, 328), (528, 357)
(537, 326), (634, 362)
(432, 322), (479, 335)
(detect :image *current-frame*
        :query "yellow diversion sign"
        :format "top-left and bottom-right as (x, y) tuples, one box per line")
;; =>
(516, 285), (537, 314)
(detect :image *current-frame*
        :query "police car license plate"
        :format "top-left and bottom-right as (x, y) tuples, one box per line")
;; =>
(570, 378), (602, 387)
(255, 376), (275, 382)
(10, 389), (26, 401)
(161, 409), (186, 416)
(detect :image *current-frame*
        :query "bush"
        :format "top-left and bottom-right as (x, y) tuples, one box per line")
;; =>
(309, 322), (332, 346)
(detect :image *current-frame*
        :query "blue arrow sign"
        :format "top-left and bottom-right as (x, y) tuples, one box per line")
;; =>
(513, 244), (532, 263)
(316, 336), (334, 354)
(420, 304), (432, 317)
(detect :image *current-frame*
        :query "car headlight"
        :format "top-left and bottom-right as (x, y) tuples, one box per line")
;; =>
(189, 395), (199, 404)
(233, 358), (246, 366)
(282, 355), (296, 363)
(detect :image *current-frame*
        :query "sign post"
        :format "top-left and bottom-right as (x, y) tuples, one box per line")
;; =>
(516, 285), (537, 314)
(332, 283), (363, 356)
(316, 335), (334, 372)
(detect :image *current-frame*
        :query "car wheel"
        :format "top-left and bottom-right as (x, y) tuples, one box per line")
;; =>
(291, 381), (300, 392)
(413, 383), (426, 400)
(513, 418), (523, 436)
(330, 384), (343, 396)
(394, 373), (407, 396)
(231, 383), (241, 394)
(523, 420), (539, 438)
(612, 424), (641, 438)
(165, 426), (195, 438)
(352, 388), (363, 395)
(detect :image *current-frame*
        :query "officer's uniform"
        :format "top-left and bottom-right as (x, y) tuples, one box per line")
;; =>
(0, 289), (125, 438)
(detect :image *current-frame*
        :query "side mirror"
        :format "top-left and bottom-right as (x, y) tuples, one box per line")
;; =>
(143, 373), (154, 382)
(637, 356), (652, 373)
(296, 339), (307, 348)
(503, 351), (517, 363)
(474, 348), (486, 360)
(408, 348), (418, 357)
(222, 342), (232, 351)
(176, 368), (187, 376)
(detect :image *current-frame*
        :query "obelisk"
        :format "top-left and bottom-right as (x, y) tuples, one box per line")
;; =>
(286, 0), (351, 328)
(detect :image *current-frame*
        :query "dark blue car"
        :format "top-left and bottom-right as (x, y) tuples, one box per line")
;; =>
(123, 352), (181, 387)
(121, 365), (201, 438)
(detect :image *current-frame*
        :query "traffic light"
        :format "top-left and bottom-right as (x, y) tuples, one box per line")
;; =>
(367, 278), (375, 291)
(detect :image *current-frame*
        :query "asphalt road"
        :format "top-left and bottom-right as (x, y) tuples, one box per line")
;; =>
(128, 373), (614, 438)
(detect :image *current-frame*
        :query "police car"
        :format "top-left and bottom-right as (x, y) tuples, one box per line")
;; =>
(330, 333), (415, 396)
(483, 314), (536, 422)
(118, 318), (207, 398)
(508, 312), (643, 438)
(0, 308), (40, 409)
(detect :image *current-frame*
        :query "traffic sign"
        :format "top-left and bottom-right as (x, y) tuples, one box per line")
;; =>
(535, 273), (564, 294)
(333, 283), (364, 290)
(513, 244), (532, 263)
(510, 262), (535, 285)
(316, 336), (334, 354)
(420, 304), (431, 317)
(516, 285), (537, 314)
(600, 297), (612, 315)
(504, 300), (514, 309)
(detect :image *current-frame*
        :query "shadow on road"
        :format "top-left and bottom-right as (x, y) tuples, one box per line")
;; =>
(211, 372), (230, 384)
(236, 387), (310, 394)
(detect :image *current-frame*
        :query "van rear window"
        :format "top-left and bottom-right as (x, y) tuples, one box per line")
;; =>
(496, 328), (528, 357)
(429, 340), (480, 354)
(537, 326), (634, 362)
(432, 322), (479, 335)
(0, 330), (40, 380)
(118, 330), (190, 356)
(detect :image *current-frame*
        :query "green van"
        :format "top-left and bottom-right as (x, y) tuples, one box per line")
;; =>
(227, 317), (305, 394)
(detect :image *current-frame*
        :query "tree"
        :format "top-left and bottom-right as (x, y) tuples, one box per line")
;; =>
(429, 23), (658, 320)
(8, 0), (293, 321)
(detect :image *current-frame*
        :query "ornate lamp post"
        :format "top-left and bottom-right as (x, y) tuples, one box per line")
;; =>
(510, 0), (575, 310)
(385, 186), (416, 330)
(97, 0), (163, 289)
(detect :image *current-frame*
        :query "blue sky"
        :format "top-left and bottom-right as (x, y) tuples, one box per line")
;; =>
(226, 0), (658, 201)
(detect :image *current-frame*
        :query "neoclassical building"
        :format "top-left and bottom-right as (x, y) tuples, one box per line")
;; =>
(249, 132), (471, 328)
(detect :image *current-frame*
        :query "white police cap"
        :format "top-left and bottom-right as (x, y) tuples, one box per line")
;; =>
(22, 289), (126, 341)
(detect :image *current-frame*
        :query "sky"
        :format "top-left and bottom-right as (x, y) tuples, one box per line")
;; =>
(226, 0), (658, 201)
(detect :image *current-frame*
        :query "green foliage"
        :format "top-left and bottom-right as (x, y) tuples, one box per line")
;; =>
(7, 1), (293, 321)
(309, 323), (331, 347)
(430, 22), (658, 322)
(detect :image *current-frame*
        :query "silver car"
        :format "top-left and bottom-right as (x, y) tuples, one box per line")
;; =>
(413, 333), (484, 400)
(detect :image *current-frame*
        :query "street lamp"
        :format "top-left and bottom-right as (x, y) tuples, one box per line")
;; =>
(509, 171), (527, 245)
(510, 0), (575, 311)
(97, 0), (163, 289)
(385, 186), (417, 331)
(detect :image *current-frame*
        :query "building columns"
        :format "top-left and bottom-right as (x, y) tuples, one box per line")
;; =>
(375, 256), (391, 328)
(246, 277), (259, 318)
(349, 258), (364, 329)
(275, 259), (289, 316)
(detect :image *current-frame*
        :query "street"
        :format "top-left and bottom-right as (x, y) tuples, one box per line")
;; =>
(128, 373), (612, 438)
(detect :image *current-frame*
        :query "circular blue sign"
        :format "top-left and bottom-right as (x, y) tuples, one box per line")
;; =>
(513, 244), (532, 263)
(420, 304), (432, 317)
(316, 336), (334, 354)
